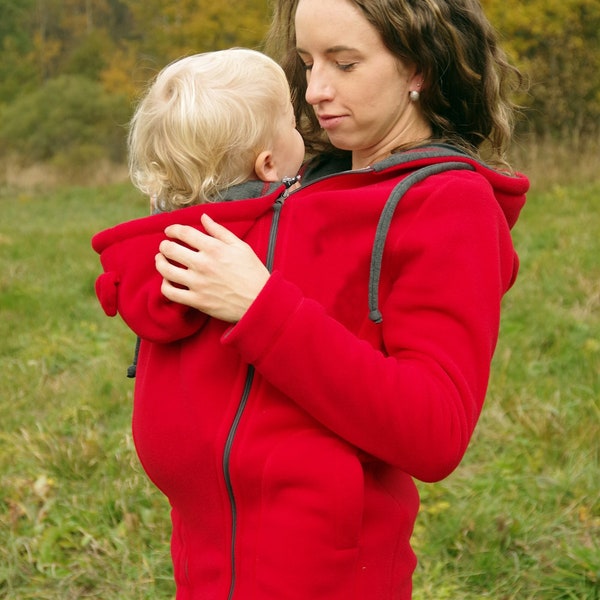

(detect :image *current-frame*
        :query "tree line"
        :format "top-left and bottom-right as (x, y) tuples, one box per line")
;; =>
(0, 0), (598, 171)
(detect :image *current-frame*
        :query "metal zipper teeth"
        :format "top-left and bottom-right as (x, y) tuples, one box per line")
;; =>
(222, 195), (285, 600)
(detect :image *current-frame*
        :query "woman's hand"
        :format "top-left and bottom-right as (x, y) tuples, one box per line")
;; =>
(155, 214), (270, 323)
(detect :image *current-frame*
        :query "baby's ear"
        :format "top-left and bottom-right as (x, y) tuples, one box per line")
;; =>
(254, 150), (280, 182)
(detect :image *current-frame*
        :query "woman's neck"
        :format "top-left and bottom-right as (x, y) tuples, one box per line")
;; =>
(351, 121), (433, 170)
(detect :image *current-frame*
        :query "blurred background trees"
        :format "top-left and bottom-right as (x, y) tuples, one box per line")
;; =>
(0, 0), (598, 179)
(0, 0), (271, 174)
(482, 0), (600, 146)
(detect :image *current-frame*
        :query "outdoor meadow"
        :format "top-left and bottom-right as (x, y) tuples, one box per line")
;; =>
(1, 157), (599, 599)
(1, 0), (599, 598)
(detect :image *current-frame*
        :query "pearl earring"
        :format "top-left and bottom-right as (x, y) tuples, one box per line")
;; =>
(409, 90), (420, 102)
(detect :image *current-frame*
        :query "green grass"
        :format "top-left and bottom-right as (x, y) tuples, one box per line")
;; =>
(0, 185), (173, 599)
(1, 180), (598, 598)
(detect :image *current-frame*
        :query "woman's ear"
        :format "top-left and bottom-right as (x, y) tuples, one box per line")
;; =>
(409, 67), (425, 92)
(254, 150), (280, 182)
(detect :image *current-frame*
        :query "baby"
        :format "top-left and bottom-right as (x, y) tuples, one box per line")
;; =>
(93, 48), (304, 347)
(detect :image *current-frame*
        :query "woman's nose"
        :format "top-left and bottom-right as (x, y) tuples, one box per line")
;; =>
(305, 66), (333, 105)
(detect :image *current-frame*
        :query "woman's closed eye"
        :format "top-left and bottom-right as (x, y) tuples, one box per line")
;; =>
(337, 62), (358, 72)
(299, 59), (358, 72)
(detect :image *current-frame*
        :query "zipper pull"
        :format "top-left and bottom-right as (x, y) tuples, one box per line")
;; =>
(281, 175), (301, 197)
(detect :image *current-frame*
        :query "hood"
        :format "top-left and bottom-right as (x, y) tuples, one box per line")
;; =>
(372, 144), (528, 229)
(91, 183), (284, 343)
(366, 146), (529, 323)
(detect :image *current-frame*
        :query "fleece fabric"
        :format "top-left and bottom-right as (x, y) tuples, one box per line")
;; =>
(92, 146), (528, 600)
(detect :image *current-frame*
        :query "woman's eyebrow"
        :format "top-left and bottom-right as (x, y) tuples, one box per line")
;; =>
(296, 45), (360, 56)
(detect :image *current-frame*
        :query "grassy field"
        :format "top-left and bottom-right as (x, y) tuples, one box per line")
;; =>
(0, 178), (598, 599)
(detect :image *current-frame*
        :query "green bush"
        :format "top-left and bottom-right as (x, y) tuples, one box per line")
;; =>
(0, 75), (130, 167)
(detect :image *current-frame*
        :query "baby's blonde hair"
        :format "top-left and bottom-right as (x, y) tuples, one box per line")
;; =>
(128, 48), (292, 211)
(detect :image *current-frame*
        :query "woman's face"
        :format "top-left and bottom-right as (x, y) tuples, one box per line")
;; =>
(295, 0), (431, 168)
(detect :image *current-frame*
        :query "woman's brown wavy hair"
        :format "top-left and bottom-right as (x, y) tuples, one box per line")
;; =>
(265, 0), (525, 169)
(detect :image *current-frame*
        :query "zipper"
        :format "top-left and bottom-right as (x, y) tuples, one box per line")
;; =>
(222, 191), (287, 600)
(223, 364), (255, 600)
(266, 196), (284, 272)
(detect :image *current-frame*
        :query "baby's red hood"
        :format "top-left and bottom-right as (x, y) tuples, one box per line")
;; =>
(91, 186), (284, 343)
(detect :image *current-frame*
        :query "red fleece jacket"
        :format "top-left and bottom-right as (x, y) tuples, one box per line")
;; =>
(92, 146), (528, 600)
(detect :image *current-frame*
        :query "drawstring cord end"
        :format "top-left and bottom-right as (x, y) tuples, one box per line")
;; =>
(369, 310), (383, 324)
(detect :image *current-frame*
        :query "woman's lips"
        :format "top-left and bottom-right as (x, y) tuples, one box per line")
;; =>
(317, 114), (347, 130)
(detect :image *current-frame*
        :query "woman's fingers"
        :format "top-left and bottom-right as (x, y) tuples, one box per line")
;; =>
(200, 213), (240, 244)
(155, 217), (270, 322)
(155, 251), (188, 287)
(163, 223), (209, 250)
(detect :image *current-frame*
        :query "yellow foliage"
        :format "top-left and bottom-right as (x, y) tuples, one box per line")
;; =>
(1, 0), (599, 150)
(100, 47), (140, 99)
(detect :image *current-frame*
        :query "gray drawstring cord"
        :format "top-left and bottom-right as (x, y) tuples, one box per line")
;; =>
(127, 336), (141, 378)
(368, 161), (475, 324)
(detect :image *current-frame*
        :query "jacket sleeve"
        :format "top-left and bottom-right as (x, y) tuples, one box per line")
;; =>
(222, 174), (519, 483)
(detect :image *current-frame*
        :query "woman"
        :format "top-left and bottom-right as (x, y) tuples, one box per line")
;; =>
(140, 1), (528, 598)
